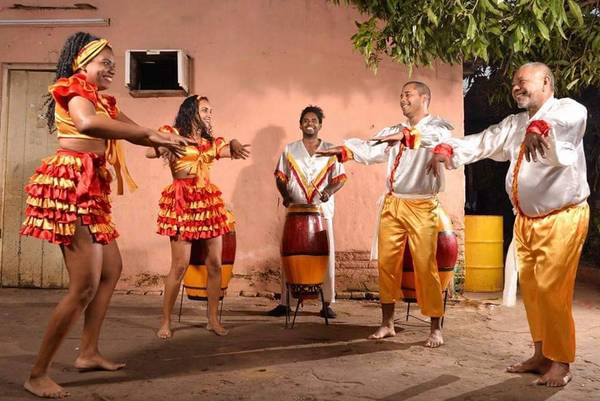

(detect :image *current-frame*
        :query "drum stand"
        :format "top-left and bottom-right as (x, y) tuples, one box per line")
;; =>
(398, 289), (449, 328)
(285, 283), (329, 329)
(177, 284), (224, 323)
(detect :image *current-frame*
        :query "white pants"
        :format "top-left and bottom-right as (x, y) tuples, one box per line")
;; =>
(280, 218), (335, 305)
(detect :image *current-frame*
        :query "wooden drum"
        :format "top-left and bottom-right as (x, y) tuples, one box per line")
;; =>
(281, 204), (329, 298)
(401, 207), (458, 302)
(183, 215), (236, 301)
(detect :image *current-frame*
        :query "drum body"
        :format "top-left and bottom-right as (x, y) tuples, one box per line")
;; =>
(281, 204), (329, 293)
(184, 229), (236, 300)
(401, 207), (458, 302)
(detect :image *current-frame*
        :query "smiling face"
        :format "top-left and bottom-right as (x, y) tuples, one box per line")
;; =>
(300, 111), (322, 137)
(197, 98), (213, 133)
(400, 83), (429, 119)
(81, 47), (116, 90)
(511, 65), (553, 112)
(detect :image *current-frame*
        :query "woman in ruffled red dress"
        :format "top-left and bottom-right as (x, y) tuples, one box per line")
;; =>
(147, 95), (249, 338)
(20, 32), (194, 398)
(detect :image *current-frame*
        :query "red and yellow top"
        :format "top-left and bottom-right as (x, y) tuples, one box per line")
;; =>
(158, 125), (228, 187)
(48, 73), (137, 194)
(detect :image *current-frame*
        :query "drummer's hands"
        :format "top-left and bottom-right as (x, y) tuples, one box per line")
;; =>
(320, 190), (331, 203)
(282, 195), (292, 208)
(315, 146), (343, 157)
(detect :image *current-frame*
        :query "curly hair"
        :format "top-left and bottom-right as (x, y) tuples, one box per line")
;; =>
(44, 32), (100, 133)
(173, 95), (213, 141)
(299, 105), (325, 124)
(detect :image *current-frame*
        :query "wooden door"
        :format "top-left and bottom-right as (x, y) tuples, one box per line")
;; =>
(1, 68), (67, 288)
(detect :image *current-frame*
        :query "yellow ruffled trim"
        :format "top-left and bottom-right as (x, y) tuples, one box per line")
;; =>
(158, 209), (227, 221)
(22, 216), (77, 236)
(30, 175), (76, 189)
(88, 223), (116, 234)
(158, 198), (224, 209)
(23, 217), (115, 236)
(26, 197), (79, 212)
(157, 222), (229, 233)
(43, 153), (84, 167)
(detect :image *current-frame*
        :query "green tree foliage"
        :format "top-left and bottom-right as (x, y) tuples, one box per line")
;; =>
(334, 0), (600, 266)
(333, 0), (600, 101)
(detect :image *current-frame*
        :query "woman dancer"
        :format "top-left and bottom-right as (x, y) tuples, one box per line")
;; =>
(148, 95), (249, 338)
(20, 32), (194, 398)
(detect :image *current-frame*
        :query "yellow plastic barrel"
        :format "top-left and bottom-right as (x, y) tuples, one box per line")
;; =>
(464, 215), (504, 292)
(183, 264), (234, 299)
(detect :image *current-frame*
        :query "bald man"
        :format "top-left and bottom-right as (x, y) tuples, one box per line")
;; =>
(428, 62), (589, 387)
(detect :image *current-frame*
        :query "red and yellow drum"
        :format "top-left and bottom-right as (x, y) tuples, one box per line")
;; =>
(183, 213), (236, 300)
(281, 204), (329, 297)
(401, 207), (458, 302)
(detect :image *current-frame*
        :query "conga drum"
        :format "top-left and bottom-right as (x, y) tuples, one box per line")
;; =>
(401, 207), (458, 302)
(183, 212), (236, 301)
(281, 204), (329, 300)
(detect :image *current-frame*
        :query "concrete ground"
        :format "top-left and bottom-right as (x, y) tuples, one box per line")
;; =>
(1, 281), (599, 401)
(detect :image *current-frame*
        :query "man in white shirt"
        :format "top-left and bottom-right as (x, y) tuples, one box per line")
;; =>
(318, 82), (454, 348)
(267, 105), (347, 318)
(428, 62), (589, 387)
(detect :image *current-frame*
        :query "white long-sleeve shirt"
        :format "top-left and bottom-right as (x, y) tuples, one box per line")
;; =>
(344, 115), (453, 198)
(444, 97), (589, 217)
(275, 139), (346, 219)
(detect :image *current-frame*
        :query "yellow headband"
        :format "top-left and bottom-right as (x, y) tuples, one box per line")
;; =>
(72, 38), (111, 71)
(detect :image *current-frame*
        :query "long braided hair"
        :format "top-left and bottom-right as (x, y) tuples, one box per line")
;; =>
(44, 32), (99, 133)
(174, 95), (214, 141)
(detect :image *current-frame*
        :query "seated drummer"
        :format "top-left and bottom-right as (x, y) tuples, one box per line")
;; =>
(316, 81), (455, 347)
(266, 105), (347, 319)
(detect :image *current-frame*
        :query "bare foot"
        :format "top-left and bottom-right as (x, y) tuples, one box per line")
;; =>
(368, 326), (396, 340)
(24, 375), (69, 398)
(506, 355), (552, 374)
(206, 321), (229, 336)
(535, 362), (572, 387)
(74, 354), (126, 372)
(425, 329), (444, 348)
(157, 322), (172, 339)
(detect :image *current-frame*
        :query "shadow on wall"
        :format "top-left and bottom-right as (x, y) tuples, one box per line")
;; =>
(230, 125), (286, 278)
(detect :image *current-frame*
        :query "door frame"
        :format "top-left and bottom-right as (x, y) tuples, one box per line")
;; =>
(0, 63), (55, 281)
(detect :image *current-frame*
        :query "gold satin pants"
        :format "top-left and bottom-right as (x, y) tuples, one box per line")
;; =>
(377, 195), (443, 317)
(515, 203), (589, 363)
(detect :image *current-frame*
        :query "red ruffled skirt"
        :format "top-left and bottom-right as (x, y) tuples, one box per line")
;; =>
(157, 177), (231, 240)
(20, 149), (118, 245)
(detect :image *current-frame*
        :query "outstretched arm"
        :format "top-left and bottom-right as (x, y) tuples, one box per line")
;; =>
(68, 97), (195, 157)
(426, 145), (455, 178)
(115, 111), (138, 126)
(426, 115), (516, 178)
(529, 100), (587, 166)
(218, 139), (251, 159)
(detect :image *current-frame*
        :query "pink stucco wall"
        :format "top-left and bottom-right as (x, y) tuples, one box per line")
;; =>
(0, 0), (464, 292)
